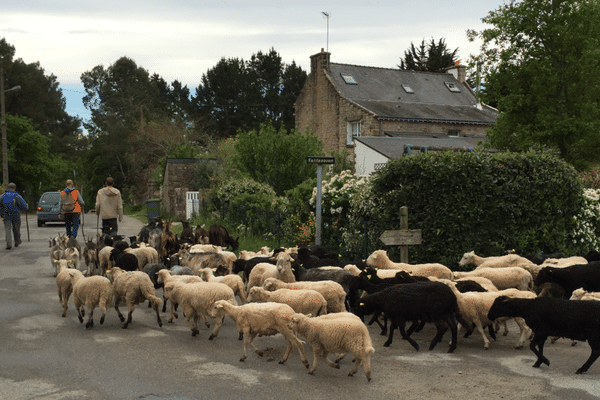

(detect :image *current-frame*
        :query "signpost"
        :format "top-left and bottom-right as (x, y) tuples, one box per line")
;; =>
(379, 206), (422, 263)
(307, 156), (335, 245)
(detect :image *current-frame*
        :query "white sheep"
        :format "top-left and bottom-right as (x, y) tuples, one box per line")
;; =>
(163, 280), (236, 339)
(263, 277), (347, 313)
(123, 246), (159, 270)
(288, 312), (375, 381)
(570, 288), (600, 301)
(156, 269), (203, 323)
(367, 249), (453, 279)
(210, 299), (309, 366)
(246, 252), (296, 292)
(200, 267), (247, 304)
(56, 268), (84, 317)
(218, 250), (237, 274)
(344, 264), (362, 276)
(445, 282), (535, 349)
(458, 250), (534, 269)
(107, 267), (163, 329)
(247, 287), (327, 316)
(455, 276), (499, 292)
(52, 258), (74, 278)
(71, 272), (114, 329)
(453, 267), (533, 291)
(98, 245), (115, 276)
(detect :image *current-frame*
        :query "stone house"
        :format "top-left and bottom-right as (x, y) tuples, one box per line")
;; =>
(294, 50), (498, 174)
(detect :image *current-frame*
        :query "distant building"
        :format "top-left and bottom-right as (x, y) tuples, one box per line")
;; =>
(294, 50), (498, 174)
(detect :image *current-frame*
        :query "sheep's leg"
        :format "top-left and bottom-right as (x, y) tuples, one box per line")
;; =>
(383, 320), (397, 347)
(280, 329), (307, 366)
(123, 309), (134, 329)
(76, 305), (84, 324)
(530, 333), (550, 368)
(405, 320), (421, 337)
(361, 355), (372, 382)
(152, 300), (163, 328)
(333, 353), (347, 364)
(348, 356), (363, 377)
(162, 296), (167, 313)
(240, 331), (258, 361)
(429, 321), (449, 351)
(186, 313), (200, 336)
(168, 301), (177, 323)
(473, 320), (491, 350)
(514, 317), (530, 349)
(576, 336), (600, 374)
(85, 308), (94, 329)
(307, 343), (322, 374)
(440, 315), (458, 353)
(113, 297), (125, 322)
(208, 316), (224, 340)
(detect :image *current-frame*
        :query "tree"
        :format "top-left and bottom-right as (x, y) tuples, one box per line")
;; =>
(0, 37), (83, 157)
(399, 38), (459, 72)
(469, 0), (600, 168)
(192, 48), (307, 138)
(232, 123), (324, 195)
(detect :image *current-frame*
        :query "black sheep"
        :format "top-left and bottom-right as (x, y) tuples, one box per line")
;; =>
(208, 224), (239, 251)
(535, 262), (600, 299)
(488, 296), (600, 374)
(109, 248), (139, 272)
(353, 281), (461, 353)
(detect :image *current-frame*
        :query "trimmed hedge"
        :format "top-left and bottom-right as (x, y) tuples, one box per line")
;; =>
(369, 151), (584, 268)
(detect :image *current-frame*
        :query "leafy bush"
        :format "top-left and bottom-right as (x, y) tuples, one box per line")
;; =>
(367, 151), (585, 267)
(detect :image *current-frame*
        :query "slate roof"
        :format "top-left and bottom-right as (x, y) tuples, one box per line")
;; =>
(328, 63), (497, 125)
(355, 136), (484, 159)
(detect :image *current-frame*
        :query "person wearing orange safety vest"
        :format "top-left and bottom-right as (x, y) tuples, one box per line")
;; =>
(59, 179), (85, 239)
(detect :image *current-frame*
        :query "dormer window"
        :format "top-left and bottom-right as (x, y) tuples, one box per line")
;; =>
(444, 82), (461, 92)
(401, 84), (414, 94)
(341, 74), (357, 85)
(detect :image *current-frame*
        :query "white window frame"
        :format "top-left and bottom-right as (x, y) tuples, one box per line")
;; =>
(347, 121), (361, 146)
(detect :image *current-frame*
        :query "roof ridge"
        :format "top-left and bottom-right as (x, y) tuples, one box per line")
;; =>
(330, 62), (455, 76)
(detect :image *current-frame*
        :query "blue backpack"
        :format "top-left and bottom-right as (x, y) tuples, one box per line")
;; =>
(1, 192), (18, 216)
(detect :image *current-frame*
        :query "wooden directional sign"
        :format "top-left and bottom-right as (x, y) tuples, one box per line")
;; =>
(379, 229), (422, 246)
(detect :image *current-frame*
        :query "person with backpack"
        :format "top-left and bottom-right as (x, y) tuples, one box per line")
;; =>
(59, 180), (85, 239)
(1, 182), (28, 250)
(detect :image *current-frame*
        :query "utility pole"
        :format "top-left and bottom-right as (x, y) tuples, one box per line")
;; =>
(0, 67), (21, 187)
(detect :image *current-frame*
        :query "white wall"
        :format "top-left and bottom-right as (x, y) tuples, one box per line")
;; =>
(354, 141), (389, 176)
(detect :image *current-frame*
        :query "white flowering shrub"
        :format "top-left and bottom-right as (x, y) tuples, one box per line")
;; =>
(571, 188), (600, 251)
(310, 171), (373, 257)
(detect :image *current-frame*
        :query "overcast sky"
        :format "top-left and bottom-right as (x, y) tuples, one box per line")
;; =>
(2, 1), (505, 123)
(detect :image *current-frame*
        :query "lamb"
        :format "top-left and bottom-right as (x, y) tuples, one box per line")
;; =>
(246, 252), (296, 292)
(453, 267), (534, 291)
(487, 295), (600, 374)
(352, 281), (461, 353)
(156, 269), (203, 319)
(71, 272), (114, 329)
(248, 287), (327, 316)
(107, 267), (163, 329)
(288, 312), (374, 381)
(210, 300), (309, 366)
(56, 268), (84, 317)
(459, 250), (535, 269)
(263, 277), (347, 313)
(200, 267), (247, 304)
(367, 249), (453, 279)
(98, 245), (115, 276)
(570, 288), (600, 301)
(444, 282), (535, 349)
(163, 280), (236, 339)
(534, 262), (600, 299)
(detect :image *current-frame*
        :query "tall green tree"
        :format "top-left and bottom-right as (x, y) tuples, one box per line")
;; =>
(0, 37), (83, 157)
(399, 38), (459, 72)
(232, 122), (324, 195)
(192, 48), (307, 138)
(469, 0), (600, 168)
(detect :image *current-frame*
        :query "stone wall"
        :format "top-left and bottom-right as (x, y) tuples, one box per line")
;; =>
(161, 158), (197, 220)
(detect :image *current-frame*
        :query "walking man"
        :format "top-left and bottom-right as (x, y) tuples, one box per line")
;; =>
(59, 180), (85, 239)
(1, 183), (28, 250)
(95, 177), (123, 235)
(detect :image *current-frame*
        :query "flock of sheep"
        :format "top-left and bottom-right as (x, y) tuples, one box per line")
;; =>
(48, 220), (600, 381)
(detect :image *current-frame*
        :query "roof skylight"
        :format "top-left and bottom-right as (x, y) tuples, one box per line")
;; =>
(341, 73), (357, 85)
(402, 84), (414, 94)
(444, 82), (461, 92)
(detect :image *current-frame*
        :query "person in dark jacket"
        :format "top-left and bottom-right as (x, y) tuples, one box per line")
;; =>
(59, 179), (85, 239)
(1, 182), (28, 250)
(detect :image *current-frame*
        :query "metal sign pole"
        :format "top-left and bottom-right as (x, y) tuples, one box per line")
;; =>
(307, 156), (335, 246)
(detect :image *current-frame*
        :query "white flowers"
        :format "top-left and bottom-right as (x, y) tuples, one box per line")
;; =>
(571, 188), (600, 251)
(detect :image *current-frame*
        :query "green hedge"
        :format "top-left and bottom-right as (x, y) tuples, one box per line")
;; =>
(369, 151), (584, 268)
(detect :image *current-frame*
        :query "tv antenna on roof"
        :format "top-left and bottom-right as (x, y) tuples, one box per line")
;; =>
(322, 12), (330, 52)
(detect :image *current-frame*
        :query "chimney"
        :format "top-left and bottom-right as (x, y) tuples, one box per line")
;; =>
(446, 62), (466, 83)
(310, 48), (330, 76)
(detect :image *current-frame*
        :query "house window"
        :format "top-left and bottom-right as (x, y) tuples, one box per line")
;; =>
(347, 121), (361, 146)
(341, 74), (358, 85)
(444, 82), (461, 92)
(448, 129), (460, 137)
(401, 84), (414, 94)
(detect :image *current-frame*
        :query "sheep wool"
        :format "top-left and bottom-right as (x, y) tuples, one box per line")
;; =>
(367, 249), (453, 279)
(247, 287), (327, 316)
(56, 268), (84, 317)
(263, 277), (347, 313)
(289, 312), (374, 381)
(108, 267), (163, 329)
(70, 272), (113, 329)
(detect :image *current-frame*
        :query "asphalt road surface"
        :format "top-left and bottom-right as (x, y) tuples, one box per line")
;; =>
(1, 213), (599, 400)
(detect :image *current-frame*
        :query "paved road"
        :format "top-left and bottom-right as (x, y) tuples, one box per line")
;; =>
(1, 213), (599, 400)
